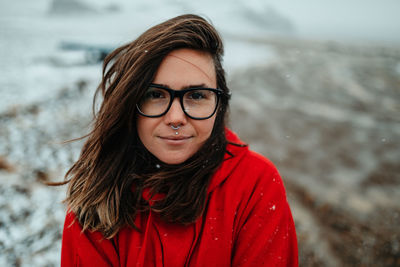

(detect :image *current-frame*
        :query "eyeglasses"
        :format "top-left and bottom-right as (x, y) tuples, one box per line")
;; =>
(137, 83), (224, 120)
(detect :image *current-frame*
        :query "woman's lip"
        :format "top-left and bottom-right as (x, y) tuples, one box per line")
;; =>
(158, 136), (192, 145)
(159, 135), (192, 140)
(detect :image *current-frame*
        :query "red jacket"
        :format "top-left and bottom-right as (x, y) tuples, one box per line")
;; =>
(61, 130), (298, 266)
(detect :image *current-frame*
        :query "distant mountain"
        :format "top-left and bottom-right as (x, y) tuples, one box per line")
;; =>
(48, 0), (97, 15)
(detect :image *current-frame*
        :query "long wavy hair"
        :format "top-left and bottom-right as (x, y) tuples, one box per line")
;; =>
(61, 14), (231, 238)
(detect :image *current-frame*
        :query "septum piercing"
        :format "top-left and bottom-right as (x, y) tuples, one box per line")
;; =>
(171, 125), (180, 135)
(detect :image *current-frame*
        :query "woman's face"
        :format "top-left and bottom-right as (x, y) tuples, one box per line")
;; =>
(137, 48), (217, 165)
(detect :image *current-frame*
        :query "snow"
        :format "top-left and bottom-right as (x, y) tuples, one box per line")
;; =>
(1, 0), (399, 265)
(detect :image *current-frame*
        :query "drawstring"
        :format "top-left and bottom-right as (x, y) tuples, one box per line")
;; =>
(136, 211), (153, 267)
(184, 208), (205, 266)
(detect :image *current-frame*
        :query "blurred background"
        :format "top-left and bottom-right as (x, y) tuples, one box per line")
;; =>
(0, 0), (399, 266)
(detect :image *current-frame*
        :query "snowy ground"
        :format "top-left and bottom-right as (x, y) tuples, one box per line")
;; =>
(1, 0), (400, 266)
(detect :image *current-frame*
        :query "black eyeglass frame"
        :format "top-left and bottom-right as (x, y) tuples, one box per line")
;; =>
(136, 83), (224, 120)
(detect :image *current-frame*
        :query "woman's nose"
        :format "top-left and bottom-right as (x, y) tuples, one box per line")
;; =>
(164, 97), (187, 125)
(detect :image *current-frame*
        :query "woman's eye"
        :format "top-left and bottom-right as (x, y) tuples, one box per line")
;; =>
(188, 90), (206, 100)
(145, 89), (166, 100)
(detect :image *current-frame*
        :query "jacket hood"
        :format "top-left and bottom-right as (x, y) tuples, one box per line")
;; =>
(207, 128), (249, 194)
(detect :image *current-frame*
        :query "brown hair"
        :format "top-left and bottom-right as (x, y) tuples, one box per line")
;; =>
(62, 14), (230, 238)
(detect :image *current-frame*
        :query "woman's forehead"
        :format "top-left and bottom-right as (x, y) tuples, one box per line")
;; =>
(155, 49), (216, 87)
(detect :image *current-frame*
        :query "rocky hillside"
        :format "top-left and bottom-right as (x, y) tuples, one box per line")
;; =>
(229, 37), (400, 266)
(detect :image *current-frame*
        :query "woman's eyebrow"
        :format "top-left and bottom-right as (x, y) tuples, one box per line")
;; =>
(183, 84), (207, 89)
(151, 83), (171, 89)
(151, 83), (208, 90)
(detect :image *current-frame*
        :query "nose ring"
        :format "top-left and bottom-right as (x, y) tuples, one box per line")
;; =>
(171, 125), (180, 135)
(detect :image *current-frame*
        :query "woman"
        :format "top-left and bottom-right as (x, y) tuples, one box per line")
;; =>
(60, 14), (298, 266)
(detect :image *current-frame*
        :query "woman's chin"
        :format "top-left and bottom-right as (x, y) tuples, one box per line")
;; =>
(157, 152), (192, 165)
